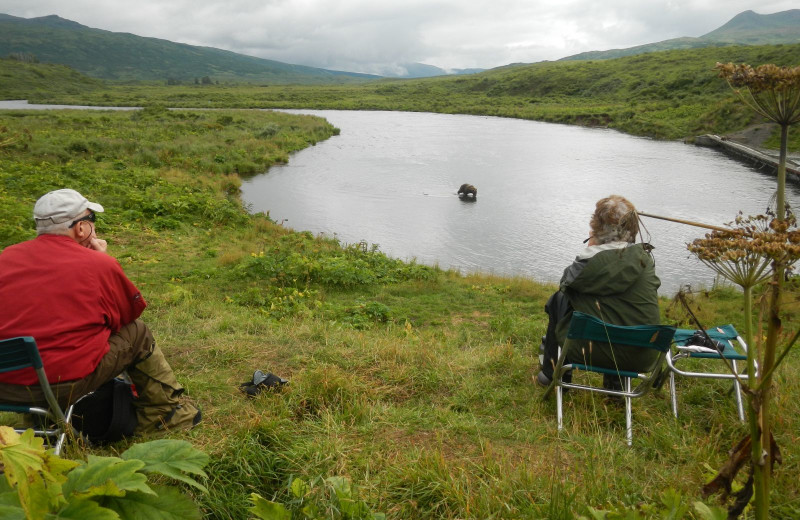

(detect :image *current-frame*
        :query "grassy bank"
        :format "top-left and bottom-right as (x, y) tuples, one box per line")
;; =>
(7, 43), (799, 149)
(1, 108), (799, 519)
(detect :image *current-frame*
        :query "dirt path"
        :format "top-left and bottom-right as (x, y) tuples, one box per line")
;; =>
(724, 123), (777, 149)
(723, 123), (800, 163)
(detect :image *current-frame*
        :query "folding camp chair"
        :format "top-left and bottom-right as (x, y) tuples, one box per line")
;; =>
(0, 336), (78, 455)
(666, 324), (752, 422)
(542, 312), (676, 446)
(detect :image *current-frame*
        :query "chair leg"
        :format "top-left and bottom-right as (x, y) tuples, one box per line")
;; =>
(732, 360), (745, 422)
(624, 377), (633, 446)
(670, 371), (679, 419)
(53, 404), (75, 456)
(556, 382), (563, 432)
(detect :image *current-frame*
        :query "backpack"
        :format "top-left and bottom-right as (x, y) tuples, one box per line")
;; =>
(71, 378), (138, 444)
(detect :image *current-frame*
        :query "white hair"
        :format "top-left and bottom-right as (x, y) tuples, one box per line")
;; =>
(590, 195), (639, 245)
(36, 220), (72, 236)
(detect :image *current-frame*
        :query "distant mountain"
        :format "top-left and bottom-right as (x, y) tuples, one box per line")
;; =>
(0, 14), (379, 84)
(382, 62), (486, 79)
(560, 9), (800, 61)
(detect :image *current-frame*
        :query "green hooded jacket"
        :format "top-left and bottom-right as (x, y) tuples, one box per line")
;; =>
(555, 242), (662, 372)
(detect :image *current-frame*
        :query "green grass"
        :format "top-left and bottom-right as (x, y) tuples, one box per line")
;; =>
(9, 42), (800, 149)
(1, 108), (799, 519)
(0, 58), (103, 100)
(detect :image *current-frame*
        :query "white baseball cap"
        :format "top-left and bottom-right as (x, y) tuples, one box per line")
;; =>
(33, 189), (105, 225)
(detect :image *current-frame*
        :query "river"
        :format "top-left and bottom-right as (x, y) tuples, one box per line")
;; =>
(240, 109), (800, 294)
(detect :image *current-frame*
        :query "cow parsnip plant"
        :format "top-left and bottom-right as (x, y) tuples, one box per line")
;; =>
(709, 62), (800, 520)
(0, 427), (208, 520)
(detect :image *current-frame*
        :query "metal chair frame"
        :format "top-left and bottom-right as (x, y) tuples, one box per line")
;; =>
(543, 312), (676, 446)
(666, 325), (754, 422)
(0, 336), (78, 455)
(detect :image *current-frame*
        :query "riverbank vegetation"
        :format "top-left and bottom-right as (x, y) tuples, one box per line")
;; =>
(4, 43), (799, 149)
(1, 107), (799, 518)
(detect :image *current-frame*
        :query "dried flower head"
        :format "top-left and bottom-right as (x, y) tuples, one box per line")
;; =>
(687, 212), (800, 288)
(715, 62), (800, 126)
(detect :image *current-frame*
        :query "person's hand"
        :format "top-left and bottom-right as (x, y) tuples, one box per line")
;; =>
(89, 237), (108, 253)
(79, 223), (107, 253)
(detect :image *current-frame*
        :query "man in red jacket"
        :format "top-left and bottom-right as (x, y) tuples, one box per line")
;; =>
(0, 189), (200, 434)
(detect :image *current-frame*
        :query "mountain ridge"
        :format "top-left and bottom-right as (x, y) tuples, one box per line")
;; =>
(560, 9), (800, 61)
(0, 14), (379, 84)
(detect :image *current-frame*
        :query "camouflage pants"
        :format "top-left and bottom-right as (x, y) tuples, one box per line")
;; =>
(0, 320), (199, 434)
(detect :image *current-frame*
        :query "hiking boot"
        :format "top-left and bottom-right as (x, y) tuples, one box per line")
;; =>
(534, 370), (552, 388)
(603, 375), (623, 391)
(602, 375), (624, 405)
(136, 398), (201, 435)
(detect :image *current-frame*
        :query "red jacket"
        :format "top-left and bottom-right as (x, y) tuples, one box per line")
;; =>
(0, 234), (146, 385)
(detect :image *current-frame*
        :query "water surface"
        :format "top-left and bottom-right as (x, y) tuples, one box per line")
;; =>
(242, 110), (799, 293)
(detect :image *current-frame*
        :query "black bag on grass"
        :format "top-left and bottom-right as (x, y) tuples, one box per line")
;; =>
(72, 378), (138, 443)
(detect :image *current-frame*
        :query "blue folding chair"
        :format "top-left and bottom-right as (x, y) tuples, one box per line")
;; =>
(543, 312), (676, 446)
(0, 336), (78, 455)
(667, 325), (752, 422)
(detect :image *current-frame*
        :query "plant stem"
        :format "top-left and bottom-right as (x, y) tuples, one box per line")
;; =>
(756, 264), (783, 519)
(777, 124), (788, 220)
(754, 122), (790, 519)
(743, 285), (765, 518)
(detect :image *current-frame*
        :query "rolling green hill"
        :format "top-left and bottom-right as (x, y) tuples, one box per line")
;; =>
(0, 14), (378, 84)
(561, 9), (800, 61)
(0, 58), (103, 99)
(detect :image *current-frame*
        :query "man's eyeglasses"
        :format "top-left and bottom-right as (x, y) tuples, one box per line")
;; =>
(68, 212), (96, 228)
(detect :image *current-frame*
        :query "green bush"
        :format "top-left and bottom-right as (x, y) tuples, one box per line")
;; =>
(0, 427), (209, 519)
(340, 299), (391, 329)
(257, 123), (281, 138)
(250, 476), (385, 520)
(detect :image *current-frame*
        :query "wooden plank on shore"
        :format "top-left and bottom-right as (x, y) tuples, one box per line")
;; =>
(693, 134), (800, 177)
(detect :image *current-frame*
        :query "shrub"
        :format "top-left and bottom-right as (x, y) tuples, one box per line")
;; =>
(0, 427), (209, 519)
(256, 123), (281, 138)
(340, 298), (391, 329)
(250, 476), (385, 520)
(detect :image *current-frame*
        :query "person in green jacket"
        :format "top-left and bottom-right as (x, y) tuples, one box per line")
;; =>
(536, 195), (661, 389)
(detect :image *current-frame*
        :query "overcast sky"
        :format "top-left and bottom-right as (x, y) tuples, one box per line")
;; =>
(1, 1), (796, 75)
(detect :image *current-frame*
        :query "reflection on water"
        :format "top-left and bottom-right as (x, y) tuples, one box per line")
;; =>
(243, 110), (800, 294)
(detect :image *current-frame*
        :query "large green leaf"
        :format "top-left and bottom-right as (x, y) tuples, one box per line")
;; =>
(0, 486), (24, 519)
(0, 504), (25, 520)
(290, 477), (309, 499)
(120, 440), (208, 492)
(693, 502), (728, 520)
(0, 427), (46, 489)
(0, 428), (69, 519)
(249, 494), (291, 520)
(62, 456), (151, 499)
(325, 476), (352, 500)
(42, 450), (82, 482)
(23, 476), (62, 519)
(96, 486), (202, 520)
(49, 499), (120, 520)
